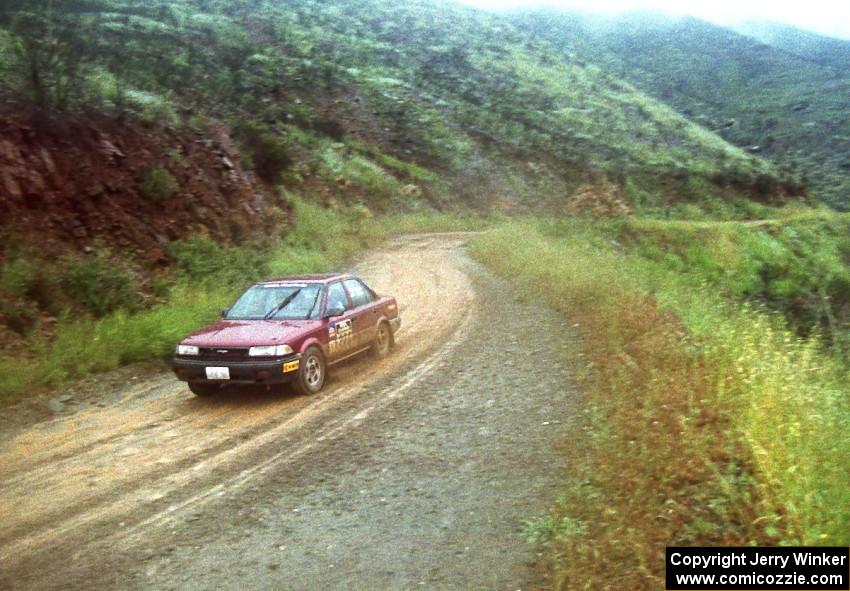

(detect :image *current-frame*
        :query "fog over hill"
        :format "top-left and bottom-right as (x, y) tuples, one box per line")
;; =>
(461, 0), (850, 41)
(507, 9), (850, 209)
(732, 20), (850, 68)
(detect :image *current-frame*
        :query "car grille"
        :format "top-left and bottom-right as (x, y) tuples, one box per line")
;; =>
(198, 347), (251, 361)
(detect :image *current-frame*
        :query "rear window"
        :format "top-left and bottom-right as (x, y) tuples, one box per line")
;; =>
(343, 279), (374, 308)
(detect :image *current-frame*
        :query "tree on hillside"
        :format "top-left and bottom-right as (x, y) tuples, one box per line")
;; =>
(1, 2), (89, 109)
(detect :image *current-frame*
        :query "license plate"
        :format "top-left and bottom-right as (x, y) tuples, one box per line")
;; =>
(205, 367), (230, 380)
(283, 360), (300, 373)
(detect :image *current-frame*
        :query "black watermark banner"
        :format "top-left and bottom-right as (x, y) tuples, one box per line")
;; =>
(666, 547), (849, 590)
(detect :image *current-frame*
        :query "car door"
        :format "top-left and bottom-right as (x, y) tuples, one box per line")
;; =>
(324, 281), (355, 360)
(342, 278), (379, 351)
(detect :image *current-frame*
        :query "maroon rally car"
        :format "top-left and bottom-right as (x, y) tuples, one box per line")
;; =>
(172, 273), (400, 397)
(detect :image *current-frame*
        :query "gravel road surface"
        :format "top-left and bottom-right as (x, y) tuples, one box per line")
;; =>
(0, 233), (580, 591)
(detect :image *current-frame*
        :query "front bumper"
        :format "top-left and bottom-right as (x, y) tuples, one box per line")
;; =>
(171, 353), (302, 385)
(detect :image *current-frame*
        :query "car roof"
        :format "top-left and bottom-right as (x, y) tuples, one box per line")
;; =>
(256, 273), (352, 285)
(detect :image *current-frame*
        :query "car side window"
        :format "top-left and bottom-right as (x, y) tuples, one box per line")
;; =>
(326, 282), (350, 312)
(343, 279), (373, 308)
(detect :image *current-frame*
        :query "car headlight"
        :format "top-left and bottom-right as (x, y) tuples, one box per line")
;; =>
(177, 344), (199, 356)
(248, 344), (294, 357)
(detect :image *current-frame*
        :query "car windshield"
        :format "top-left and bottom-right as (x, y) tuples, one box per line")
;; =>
(225, 284), (322, 320)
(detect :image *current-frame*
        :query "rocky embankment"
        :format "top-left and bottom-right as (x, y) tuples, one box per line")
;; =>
(0, 112), (276, 265)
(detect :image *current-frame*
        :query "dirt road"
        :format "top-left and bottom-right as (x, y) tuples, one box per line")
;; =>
(0, 234), (580, 591)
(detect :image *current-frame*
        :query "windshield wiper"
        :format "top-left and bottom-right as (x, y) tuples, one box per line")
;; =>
(303, 289), (321, 319)
(264, 289), (302, 320)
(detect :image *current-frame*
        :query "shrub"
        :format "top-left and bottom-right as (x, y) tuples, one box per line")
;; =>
(235, 123), (293, 184)
(312, 117), (345, 140)
(0, 254), (64, 315)
(140, 167), (178, 201)
(317, 148), (402, 205)
(1, 256), (39, 299)
(377, 154), (438, 182)
(0, 297), (39, 335)
(168, 235), (267, 288)
(61, 254), (141, 317)
(346, 155), (402, 198)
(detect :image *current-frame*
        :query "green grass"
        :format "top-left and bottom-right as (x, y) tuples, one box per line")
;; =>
(374, 152), (438, 182)
(0, 288), (224, 396)
(608, 211), (850, 350)
(470, 220), (849, 588)
(316, 147), (403, 205)
(0, 249), (145, 329)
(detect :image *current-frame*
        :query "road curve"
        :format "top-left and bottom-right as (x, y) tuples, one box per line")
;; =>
(0, 233), (580, 591)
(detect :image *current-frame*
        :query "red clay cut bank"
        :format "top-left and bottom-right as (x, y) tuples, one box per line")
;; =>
(172, 273), (401, 397)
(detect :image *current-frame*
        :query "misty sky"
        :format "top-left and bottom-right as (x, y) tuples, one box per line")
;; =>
(458, 0), (850, 40)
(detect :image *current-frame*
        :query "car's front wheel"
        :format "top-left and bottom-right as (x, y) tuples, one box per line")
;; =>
(294, 347), (325, 395)
(189, 382), (220, 397)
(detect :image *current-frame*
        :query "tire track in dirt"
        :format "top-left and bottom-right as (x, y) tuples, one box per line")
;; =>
(131, 247), (581, 591)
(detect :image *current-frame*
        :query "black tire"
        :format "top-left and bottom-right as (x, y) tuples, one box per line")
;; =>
(371, 321), (392, 358)
(189, 382), (219, 397)
(294, 346), (326, 396)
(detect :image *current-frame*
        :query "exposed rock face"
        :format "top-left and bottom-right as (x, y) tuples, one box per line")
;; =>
(0, 113), (275, 265)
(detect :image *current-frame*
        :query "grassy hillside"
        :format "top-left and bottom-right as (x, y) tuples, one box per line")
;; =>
(509, 10), (850, 209)
(0, 0), (800, 215)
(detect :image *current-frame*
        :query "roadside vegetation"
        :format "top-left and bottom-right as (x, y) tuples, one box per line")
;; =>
(471, 217), (850, 589)
(612, 211), (850, 352)
(0, 199), (485, 401)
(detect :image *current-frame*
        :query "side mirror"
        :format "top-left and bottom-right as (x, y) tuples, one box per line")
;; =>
(221, 308), (229, 318)
(323, 302), (345, 319)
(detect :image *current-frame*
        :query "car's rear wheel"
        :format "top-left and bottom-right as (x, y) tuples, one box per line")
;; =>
(372, 321), (392, 358)
(189, 382), (220, 397)
(294, 346), (325, 395)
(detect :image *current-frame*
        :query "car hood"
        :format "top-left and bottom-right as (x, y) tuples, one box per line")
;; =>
(181, 319), (317, 347)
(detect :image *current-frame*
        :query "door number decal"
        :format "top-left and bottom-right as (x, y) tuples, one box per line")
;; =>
(329, 319), (353, 354)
